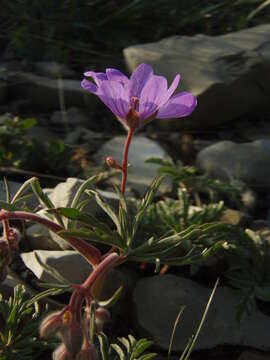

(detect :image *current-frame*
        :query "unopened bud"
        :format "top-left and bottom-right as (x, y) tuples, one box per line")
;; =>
(77, 340), (98, 360)
(105, 157), (123, 170)
(40, 311), (62, 338)
(7, 228), (20, 250)
(95, 307), (111, 333)
(61, 320), (84, 358)
(53, 343), (69, 360)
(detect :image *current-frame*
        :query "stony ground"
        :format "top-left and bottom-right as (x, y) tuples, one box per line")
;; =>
(1, 23), (270, 360)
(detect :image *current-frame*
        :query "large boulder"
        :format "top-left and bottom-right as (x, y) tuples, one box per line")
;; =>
(9, 71), (96, 111)
(196, 139), (270, 190)
(134, 275), (270, 351)
(124, 24), (270, 130)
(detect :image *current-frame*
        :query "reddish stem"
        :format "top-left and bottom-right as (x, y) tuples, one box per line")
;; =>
(0, 210), (101, 266)
(121, 127), (134, 195)
(69, 253), (119, 319)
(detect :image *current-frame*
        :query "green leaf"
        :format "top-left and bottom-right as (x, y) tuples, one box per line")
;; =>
(88, 189), (121, 233)
(111, 343), (126, 360)
(133, 339), (153, 357)
(98, 286), (123, 308)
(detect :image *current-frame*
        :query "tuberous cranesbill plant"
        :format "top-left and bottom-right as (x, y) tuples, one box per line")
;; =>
(0, 64), (228, 359)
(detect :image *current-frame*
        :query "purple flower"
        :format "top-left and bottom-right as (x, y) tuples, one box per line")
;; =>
(81, 63), (197, 129)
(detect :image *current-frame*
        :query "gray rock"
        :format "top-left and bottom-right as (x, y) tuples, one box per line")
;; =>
(50, 107), (88, 126)
(45, 178), (118, 249)
(100, 266), (139, 316)
(26, 223), (62, 251)
(94, 136), (171, 195)
(124, 24), (270, 130)
(27, 125), (58, 143)
(21, 250), (92, 284)
(10, 72), (95, 111)
(196, 140), (270, 190)
(134, 275), (270, 351)
(0, 274), (22, 299)
(33, 61), (75, 78)
(64, 126), (98, 144)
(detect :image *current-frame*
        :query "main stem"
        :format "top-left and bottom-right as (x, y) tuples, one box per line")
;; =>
(121, 127), (134, 195)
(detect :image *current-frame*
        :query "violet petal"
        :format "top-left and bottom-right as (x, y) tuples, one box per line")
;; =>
(130, 63), (153, 98)
(99, 80), (130, 119)
(139, 75), (168, 121)
(81, 79), (98, 94)
(156, 92), (197, 119)
(106, 68), (130, 88)
(83, 71), (107, 86)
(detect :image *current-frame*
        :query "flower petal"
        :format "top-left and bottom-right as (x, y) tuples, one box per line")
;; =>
(130, 63), (153, 98)
(139, 75), (168, 121)
(83, 71), (107, 86)
(81, 79), (99, 94)
(156, 92), (197, 119)
(106, 68), (130, 88)
(99, 80), (130, 119)
(165, 74), (180, 102)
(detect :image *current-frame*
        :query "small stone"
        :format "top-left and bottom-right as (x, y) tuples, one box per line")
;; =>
(196, 140), (270, 190)
(26, 223), (62, 251)
(20, 250), (92, 284)
(41, 178), (118, 249)
(220, 209), (252, 227)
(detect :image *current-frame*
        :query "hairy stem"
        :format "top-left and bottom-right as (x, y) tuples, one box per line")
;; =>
(121, 127), (134, 195)
(0, 210), (101, 266)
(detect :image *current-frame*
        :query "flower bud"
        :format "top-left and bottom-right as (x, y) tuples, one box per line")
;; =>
(7, 228), (20, 251)
(105, 156), (123, 170)
(53, 343), (70, 360)
(95, 307), (111, 334)
(40, 311), (62, 338)
(61, 320), (84, 358)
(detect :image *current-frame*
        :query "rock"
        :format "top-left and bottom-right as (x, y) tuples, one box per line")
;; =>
(64, 126), (98, 144)
(27, 125), (58, 143)
(50, 107), (88, 127)
(220, 209), (252, 227)
(238, 351), (270, 360)
(33, 61), (75, 78)
(0, 274), (20, 299)
(100, 266), (139, 317)
(44, 178), (118, 249)
(10, 72), (95, 111)
(133, 275), (270, 351)
(20, 250), (92, 284)
(94, 136), (171, 195)
(26, 223), (62, 251)
(124, 24), (270, 130)
(251, 220), (270, 246)
(196, 140), (270, 190)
